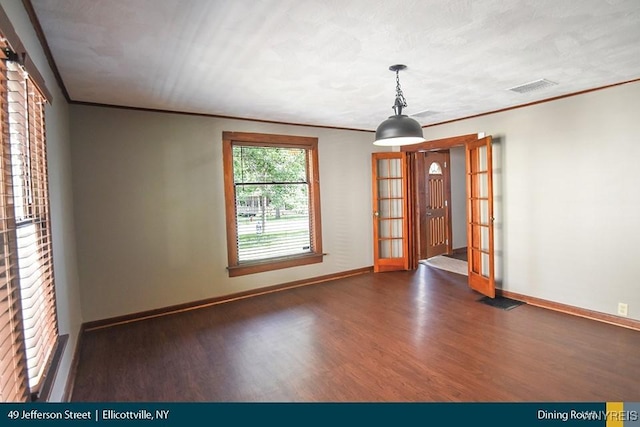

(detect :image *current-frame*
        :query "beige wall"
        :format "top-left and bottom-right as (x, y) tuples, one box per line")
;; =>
(70, 105), (384, 321)
(423, 81), (640, 321)
(449, 146), (466, 249)
(72, 80), (640, 324)
(1, 1), (83, 401)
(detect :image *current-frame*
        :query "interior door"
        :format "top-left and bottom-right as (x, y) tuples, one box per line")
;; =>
(423, 151), (450, 259)
(466, 136), (495, 298)
(372, 152), (409, 272)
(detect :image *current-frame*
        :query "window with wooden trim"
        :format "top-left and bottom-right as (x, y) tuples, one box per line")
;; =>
(0, 38), (58, 402)
(222, 132), (323, 277)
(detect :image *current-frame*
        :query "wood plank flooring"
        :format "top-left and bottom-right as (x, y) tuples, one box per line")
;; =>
(71, 266), (640, 402)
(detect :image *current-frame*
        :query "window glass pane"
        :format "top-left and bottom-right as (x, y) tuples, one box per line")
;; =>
(378, 199), (390, 218)
(233, 146), (306, 183)
(378, 158), (402, 178)
(377, 198), (404, 219)
(377, 159), (389, 178)
(379, 239), (391, 258)
(233, 147), (311, 262)
(428, 162), (442, 174)
(391, 238), (403, 257)
(378, 219), (403, 238)
(480, 199), (489, 225)
(379, 220), (390, 238)
(478, 146), (487, 172)
(479, 172), (488, 198)
(391, 219), (403, 238)
(481, 252), (490, 277)
(390, 199), (402, 218)
(378, 238), (403, 259)
(389, 158), (401, 178)
(480, 225), (490, 252)
(378, 178), (402, 198)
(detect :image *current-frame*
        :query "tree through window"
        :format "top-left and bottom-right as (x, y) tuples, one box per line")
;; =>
(222, 132), (323, 276)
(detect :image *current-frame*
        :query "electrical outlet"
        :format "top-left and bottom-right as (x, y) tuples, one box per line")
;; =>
(618, 303), (628, 317)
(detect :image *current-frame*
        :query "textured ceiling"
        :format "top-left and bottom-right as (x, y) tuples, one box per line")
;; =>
(30, 0), (640, 130)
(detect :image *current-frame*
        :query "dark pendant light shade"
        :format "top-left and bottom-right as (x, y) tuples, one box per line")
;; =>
(374, 114), (425, 146)
(373, 64), (426, 146)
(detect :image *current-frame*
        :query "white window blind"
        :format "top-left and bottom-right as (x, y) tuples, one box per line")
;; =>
(233, 145), (312, 262)
(0, 43), (29, 403)
(6, 58), (57, 397)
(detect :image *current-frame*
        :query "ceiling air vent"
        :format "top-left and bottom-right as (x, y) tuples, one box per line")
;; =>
(508, 79), (557, 94)
(410, 109), (441, 118)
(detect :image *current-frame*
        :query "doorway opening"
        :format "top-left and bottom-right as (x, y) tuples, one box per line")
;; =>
(414, 147), (468, 276)
(405, 133), (495, 298)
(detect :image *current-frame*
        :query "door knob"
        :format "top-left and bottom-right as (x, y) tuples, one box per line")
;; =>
(374, 211), (379, 217)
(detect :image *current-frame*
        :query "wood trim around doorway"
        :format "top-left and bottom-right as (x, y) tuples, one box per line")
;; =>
(401, 134), (478, 152)
(405, 134), (478, 267)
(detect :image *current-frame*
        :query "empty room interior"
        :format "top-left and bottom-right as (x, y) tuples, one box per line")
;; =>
(0, 0), (639, 403)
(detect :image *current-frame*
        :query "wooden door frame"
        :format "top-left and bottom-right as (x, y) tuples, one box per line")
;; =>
(402, 134), (478, 269)
(401, 134), (479, 153)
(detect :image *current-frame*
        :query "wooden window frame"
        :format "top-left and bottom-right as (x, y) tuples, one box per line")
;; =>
(222, 132), (323, 277)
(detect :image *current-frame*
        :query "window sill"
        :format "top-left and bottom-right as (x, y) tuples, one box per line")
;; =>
(227, 253), (324, 277)
(33, 334), (68, 402)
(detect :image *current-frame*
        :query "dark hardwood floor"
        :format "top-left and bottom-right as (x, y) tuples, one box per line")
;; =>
(71, 265), (640, 402)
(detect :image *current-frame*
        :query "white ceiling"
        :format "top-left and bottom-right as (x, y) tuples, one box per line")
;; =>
(30, 0), (640, 131)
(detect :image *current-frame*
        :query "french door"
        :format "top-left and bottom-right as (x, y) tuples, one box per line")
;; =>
(371, 152), (409, 272)
(465, 136), (495, 298)
(371, 133), (495, 298)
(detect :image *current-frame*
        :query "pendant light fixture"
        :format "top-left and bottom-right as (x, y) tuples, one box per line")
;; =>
(373, 64), (426, 146)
